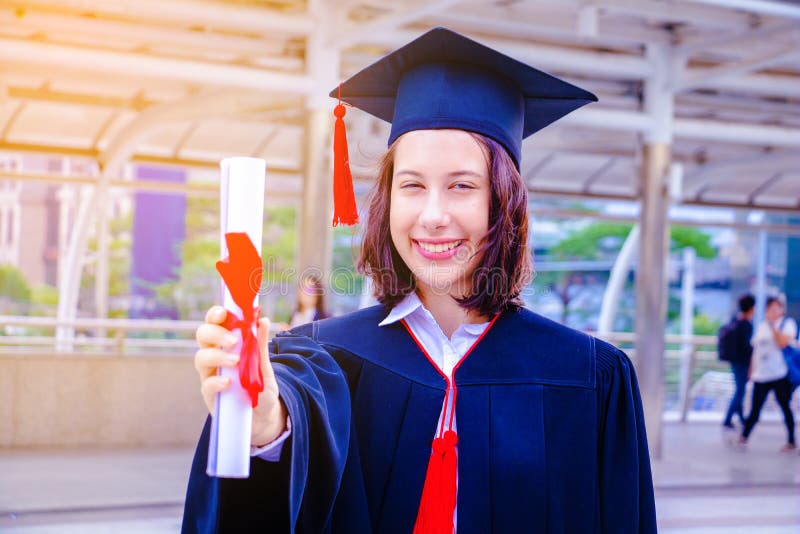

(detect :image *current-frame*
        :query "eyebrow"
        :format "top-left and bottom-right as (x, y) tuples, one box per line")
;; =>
(394, 169), (485, 179)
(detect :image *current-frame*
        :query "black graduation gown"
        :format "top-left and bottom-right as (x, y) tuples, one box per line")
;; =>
(183, 305), (657, 533)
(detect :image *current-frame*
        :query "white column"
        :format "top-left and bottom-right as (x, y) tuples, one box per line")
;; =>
(678, 247), (696, 422)
(10, 182), (20, 265)
(598, 225), (640, 334)
(56, 184), (75, 288)
(56, 183), (97, 351)
(635, 43), (678, 459)
(0, 179), (21, 265)
(754, 231), (768, 327)
(297, 1), (338, 279)
(297, 109), (334, 277)
(94, 181), (110, 321)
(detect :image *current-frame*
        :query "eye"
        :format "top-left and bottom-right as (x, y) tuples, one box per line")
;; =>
(452, 182), (477, 190)
(399, 181), (423, 189)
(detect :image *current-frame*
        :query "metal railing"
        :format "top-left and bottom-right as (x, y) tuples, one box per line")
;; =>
(0, 315), (768, 416)
(599, 331), (727, 420)
(0, 315), (198, 355)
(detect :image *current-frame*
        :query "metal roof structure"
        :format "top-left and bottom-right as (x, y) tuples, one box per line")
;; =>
(2, 0), (799, 209)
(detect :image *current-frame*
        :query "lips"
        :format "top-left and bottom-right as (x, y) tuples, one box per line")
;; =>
(416, 240), (463, 253)
(412, 239), (465, 260)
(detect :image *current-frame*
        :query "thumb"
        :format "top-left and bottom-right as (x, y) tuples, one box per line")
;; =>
(257, 317), (271, 360)
(257, 317), (278, 388)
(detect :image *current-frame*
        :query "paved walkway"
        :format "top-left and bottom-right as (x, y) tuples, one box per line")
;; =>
(1, 420), (798, 532)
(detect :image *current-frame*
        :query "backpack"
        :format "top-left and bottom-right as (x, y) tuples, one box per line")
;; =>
(717, 318), (741, 362)
(780, 317), (800, 386)
(783, 345), (800, 387)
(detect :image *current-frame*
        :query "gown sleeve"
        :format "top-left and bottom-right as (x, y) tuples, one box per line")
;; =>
(595, 340), (658, 533)
(181, 328), (352, 534)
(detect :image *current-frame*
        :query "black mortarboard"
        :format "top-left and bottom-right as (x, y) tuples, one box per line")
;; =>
(331, 27), (597, 168)
(328, 27), (597, 226)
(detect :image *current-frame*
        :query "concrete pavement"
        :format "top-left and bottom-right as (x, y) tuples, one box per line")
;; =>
(1, 419), (798, 532)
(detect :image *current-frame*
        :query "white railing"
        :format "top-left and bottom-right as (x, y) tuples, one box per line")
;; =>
(0, 316), (748, 416)
(3, 317), (719, 353)
(0, 315), (198, 354)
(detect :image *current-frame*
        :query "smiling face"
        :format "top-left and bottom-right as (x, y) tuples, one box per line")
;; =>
(389, 129), (491, 300)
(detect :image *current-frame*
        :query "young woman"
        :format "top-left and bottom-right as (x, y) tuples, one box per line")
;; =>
(184, 28), (656, 533)
(736, 296), (797, 452)
(290, 274), (330, 328)
(272, 275), (330, 332)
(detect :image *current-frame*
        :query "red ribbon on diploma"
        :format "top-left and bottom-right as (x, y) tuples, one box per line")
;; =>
(216, 232), (264, 408)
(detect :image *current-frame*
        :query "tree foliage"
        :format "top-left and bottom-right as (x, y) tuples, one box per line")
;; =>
(0, 264), (31, 302)
(535, 221), (717, 326)
(550, 222), (716, 261)
(154, 197), (299, 321)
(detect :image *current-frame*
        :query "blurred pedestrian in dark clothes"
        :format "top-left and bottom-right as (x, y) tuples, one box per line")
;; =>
(721, 294), (755, 429)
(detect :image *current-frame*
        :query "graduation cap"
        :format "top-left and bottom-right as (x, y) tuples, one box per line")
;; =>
(329, 27), (597, 226)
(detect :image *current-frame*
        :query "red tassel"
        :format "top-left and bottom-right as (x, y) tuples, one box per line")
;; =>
(413, 430), (458, 534)
(332, 103), (359, 226)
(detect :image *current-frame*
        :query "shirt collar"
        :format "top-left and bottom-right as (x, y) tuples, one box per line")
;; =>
(378, 292), (424, 327)
(378, 292), (491, 334)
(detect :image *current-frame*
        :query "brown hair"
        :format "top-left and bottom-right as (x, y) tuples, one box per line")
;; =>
(358, 132), (532, 316)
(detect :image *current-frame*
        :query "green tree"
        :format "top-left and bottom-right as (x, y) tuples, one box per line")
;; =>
(537, 222), (717, 325)
(0, 264), (32, 304)
(330, 226), (363, 305)
(155, 198), (299, 321)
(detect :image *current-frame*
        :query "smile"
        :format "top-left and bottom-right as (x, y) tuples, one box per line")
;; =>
(416, 240), (463, 253)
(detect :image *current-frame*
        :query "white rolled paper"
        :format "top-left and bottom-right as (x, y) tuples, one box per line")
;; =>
(207, 157), (266, 478)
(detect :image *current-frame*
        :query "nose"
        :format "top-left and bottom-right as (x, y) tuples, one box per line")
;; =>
(419, 190), (451, 230)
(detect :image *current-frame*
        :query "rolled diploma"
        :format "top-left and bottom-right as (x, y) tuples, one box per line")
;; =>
(207, 157), (266, 478)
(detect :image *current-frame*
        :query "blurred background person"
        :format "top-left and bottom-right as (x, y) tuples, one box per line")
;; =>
(721, 293), (755, 430)
(772, 315), (800, 392)
(736, 296), (797, 452)
(290, 273), (329, 327)
(275, 273), (330, 331)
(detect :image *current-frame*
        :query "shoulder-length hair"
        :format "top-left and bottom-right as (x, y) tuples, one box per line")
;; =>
(358, 132), (532, 316)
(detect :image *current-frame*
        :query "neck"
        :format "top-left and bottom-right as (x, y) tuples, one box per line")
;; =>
(416, 287), (489, 339)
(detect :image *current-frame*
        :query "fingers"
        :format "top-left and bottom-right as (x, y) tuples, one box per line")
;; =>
(257, 317), (278, 383)
(201, 375), (231, 396)
(200, 375), (231, 414)
(194, 347), (240, 379)
(205, 305), (227, 325)
(196, 305), (277, 417)
(257, 317), (271, 357)
(196, 323), (237, 349)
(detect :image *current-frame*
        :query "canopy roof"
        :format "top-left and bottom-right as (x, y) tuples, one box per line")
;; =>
(1, 0), (799, 210)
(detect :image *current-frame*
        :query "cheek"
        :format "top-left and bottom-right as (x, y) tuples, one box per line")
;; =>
(389, 198), (413, 240)
(471, 194), (491, 235)
(388, 212), (405, 258)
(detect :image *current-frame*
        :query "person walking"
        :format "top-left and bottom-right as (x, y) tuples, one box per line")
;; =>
(737, 296), (797, 452)
(721, 294), (755, 429)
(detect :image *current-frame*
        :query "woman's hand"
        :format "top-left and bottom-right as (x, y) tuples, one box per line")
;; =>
(770, 325), (791, 349)
(194, 305), (288, 447)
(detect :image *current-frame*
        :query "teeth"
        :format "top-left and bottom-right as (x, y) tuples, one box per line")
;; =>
(418, 240), (462, 253)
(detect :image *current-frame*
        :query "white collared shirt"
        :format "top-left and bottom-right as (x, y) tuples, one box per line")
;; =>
(378, 292), (490, 436)
(382, 292), (489, 532)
